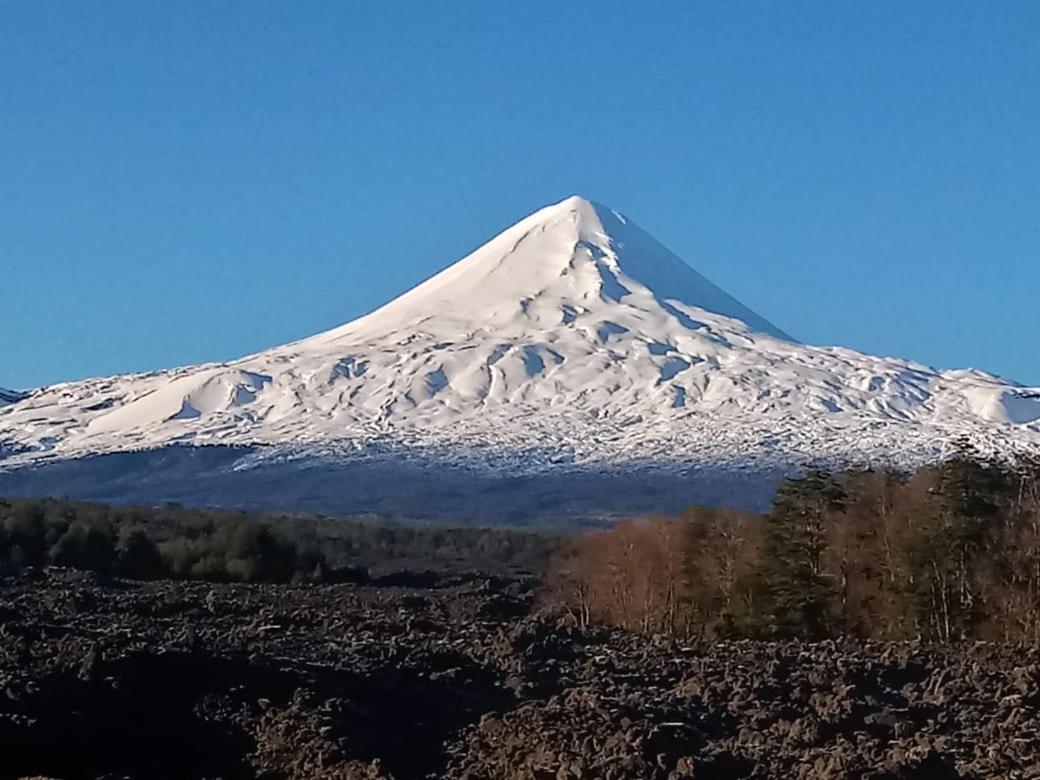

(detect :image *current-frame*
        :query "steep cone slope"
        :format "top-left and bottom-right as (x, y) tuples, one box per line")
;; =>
(305, 195), (791, 346)
(1, 196), (1038, 486)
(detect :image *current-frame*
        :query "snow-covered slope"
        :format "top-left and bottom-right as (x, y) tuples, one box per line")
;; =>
(2, 196), (1039, 509)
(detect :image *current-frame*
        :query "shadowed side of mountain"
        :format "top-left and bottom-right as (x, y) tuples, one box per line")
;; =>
(0, 388), (27, 406)
(0, 445), (786, 525)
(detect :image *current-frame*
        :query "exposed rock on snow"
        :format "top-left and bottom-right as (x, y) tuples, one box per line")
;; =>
(0, 388), (26, 406)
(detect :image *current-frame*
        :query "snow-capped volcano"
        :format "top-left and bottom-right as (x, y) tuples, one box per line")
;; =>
(2, 196), (1038, 519)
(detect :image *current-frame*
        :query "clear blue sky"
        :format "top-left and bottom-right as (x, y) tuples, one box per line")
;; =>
(2, 1), (1038, 389)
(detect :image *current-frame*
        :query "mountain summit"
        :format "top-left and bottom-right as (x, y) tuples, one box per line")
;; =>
(307, 195), (791, 346)
(1, 196), (1038, 519)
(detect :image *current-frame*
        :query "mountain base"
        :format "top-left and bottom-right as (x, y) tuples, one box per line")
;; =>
(0, 445), (785, 525)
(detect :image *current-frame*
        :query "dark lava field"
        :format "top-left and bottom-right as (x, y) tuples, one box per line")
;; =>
(2, 569), (1040, 780)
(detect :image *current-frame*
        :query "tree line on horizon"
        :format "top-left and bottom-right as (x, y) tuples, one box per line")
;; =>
(6, 443), (1040, 644)
(0, 499), (552, 584)
(545, 443), (1040, 643)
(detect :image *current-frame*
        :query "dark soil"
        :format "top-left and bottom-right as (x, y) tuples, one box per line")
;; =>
(2, 569), (1039, 779)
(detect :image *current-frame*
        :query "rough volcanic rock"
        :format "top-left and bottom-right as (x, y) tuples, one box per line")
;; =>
(2, 569), (1039, 779)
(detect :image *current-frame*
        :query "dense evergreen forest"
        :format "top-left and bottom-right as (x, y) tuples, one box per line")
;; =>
(547, 444), (1040, 643)
(0, 499), (553, 583)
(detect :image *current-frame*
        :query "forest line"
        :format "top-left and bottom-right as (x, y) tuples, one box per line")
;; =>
(546, 444), (1040, 642)
(5, 442), (1040, 643)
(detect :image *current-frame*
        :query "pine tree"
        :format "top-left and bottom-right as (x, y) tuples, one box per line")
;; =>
(931, 441), (1014, 639)
(761, 469), (847, 639)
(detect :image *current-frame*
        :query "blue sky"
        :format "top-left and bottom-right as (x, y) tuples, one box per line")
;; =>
(2, 1), (1038, 388)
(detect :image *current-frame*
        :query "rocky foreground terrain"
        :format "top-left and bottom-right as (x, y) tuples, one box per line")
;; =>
(2, 569), (1039, 780)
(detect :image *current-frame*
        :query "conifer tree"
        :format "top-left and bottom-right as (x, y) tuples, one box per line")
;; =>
(761, 469), (847, 638)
